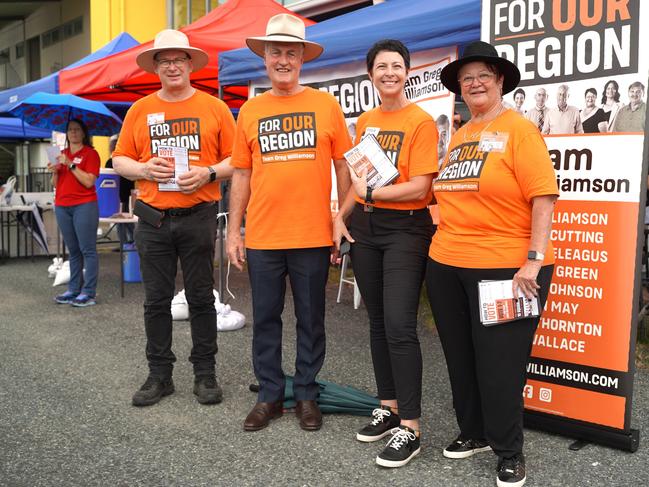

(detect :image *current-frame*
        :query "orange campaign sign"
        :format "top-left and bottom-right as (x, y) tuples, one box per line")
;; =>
(483, 0), (647, 451)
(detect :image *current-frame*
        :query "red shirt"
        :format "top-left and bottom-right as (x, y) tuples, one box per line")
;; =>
(55, 145), (100, 207)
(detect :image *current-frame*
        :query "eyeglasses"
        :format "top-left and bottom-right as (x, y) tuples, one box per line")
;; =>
(155, 57), (190, 68)
(459, 72), (496, 87)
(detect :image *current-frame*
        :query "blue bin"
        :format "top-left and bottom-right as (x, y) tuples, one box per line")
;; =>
(122, 243), (142, 283)
(96, 171), (120, 217)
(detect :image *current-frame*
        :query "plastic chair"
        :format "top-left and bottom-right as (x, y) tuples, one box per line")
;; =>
(337, 254), (361, 309)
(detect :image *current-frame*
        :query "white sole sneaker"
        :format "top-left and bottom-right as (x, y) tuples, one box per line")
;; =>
(356, 429), (394, 443)
(497, 474), (526, 487)
(376, 447), (421, 468)
(443, 445), (492, 459)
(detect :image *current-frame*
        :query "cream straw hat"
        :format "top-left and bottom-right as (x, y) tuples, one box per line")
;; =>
(246, 14), (323, 62)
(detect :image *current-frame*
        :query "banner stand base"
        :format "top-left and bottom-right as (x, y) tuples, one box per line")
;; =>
(524, 411), (640, 453)
(568, 439), (589, 451)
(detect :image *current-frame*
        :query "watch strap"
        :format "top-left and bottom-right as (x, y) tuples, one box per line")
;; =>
(365, 186), (374, 204)
(208, 166), (216, 182)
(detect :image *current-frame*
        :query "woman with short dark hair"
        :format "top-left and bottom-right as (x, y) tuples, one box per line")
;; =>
(334, 39), (438, 468)
(581, 88), (608, 133)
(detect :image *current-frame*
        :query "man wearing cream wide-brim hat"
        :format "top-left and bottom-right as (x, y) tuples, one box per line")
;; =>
(113, 29), (236, 409)
(227, 13), (352, 433)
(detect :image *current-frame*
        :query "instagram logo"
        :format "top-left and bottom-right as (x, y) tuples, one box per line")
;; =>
(523, 385), (533, 398)
(539, 387), (552, 402)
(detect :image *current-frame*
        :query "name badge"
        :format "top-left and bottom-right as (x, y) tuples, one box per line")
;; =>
(72, 157), (83, 165)
(147, 112), (165, 126)
(363, 127), (380, 138)
(478, 132), (508, 153)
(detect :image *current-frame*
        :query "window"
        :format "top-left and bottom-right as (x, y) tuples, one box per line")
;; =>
(15, 42), (24, 59)
(41, 17), (83, 47)
(0, 48), (9, 65)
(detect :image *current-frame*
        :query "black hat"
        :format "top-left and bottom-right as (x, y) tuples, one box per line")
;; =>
(441, 41), (521, 95)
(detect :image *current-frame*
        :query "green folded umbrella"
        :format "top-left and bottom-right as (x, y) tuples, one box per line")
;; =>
(250, 376), (380, 416)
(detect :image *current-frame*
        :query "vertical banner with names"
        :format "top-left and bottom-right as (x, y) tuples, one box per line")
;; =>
(483, 0), (647, 451)
(250, 47), (457, 211)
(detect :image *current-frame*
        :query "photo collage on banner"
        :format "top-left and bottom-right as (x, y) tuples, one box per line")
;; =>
(483, 0), (648, 450)
(250, 46), (457, 211)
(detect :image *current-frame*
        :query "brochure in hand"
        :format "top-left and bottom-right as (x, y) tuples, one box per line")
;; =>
(157, 145), (189, 192)
(478, 279), (541, 326)
(344, 134), (399, 189)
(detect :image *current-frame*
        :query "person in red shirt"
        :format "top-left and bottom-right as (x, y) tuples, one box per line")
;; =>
(47, 118), (100, 307)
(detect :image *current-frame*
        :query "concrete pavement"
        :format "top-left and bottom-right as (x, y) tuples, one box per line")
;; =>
(0, 253), (647, 486)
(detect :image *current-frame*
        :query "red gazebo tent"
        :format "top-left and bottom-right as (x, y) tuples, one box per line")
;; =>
(59, 0), (314, 108)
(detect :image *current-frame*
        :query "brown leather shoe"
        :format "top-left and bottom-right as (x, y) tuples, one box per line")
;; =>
(296, 400), (322, 431)
(243, 401), (283, 431)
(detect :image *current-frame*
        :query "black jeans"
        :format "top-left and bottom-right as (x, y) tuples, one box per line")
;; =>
(349, 205), (434, 419)
(247, 247), (330, 403)
(134, 202), (218, 379)
(426, 259), (553, 458)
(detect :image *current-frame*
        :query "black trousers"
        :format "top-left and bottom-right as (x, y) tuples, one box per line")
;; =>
(134, 203), (218, 379)
(247, 247), (330, 403)
(426, 259), (553, 458)
(350, 205), (434, 420)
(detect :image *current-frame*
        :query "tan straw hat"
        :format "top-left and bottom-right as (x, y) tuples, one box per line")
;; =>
(246, 13), (323, 62)
(136, 29), (209, 73)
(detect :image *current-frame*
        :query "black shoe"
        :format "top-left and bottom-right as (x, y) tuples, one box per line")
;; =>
(376, 426), (421, 468)
(132, 376), (174, 407)
(443, 435), (492, 458)
(497, 454), (526, 487)
(356, 405), (401, 442)
(193, 375), (223, 405)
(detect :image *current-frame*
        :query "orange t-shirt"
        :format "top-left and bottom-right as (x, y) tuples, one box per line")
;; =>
(354, 103), (438, 210)
(113, 89), (235, 209)
(429, 109), (559, 268)
(231, 87), (352, 250)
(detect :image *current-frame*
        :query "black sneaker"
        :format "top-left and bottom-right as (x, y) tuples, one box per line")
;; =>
(193, 375), (223, 405)
(376, 426), (421, 468)
(443, 436), (492, 458)
(497, 454), (526, 487)
(132, 376), (174, 407)
(357, 405), (401, 442)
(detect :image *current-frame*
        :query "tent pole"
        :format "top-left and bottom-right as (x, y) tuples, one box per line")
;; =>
(218, 84), (226, 301)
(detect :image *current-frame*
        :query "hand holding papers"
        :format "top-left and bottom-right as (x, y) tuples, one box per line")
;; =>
(45, 145), (62, 166)
(478, 279), (541, 326)
(344, 134), (399, 189)
(157, 145), (189, 192)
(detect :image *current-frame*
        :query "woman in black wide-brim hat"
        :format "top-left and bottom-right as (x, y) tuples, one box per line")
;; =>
(425, 41), (559, 487)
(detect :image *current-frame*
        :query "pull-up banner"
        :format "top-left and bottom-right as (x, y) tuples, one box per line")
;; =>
(483, 0), (647, 451)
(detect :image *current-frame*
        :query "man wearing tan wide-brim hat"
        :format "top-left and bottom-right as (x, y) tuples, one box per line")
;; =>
(227, 13), (352, 433)
(113, 29), (236, 408)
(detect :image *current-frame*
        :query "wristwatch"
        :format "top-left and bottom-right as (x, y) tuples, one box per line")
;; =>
(69, 164), (77, 171)
(364, 186), (374, 204)
(527, 250), (544, 261)
(208, 166), (216, 183)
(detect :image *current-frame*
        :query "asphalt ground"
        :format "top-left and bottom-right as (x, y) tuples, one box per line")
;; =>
(0, 252), (647, 486)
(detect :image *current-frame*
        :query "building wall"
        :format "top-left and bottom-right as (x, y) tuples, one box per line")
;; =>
(89, 0), (167, 49)
(0, 0), (91, 88)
